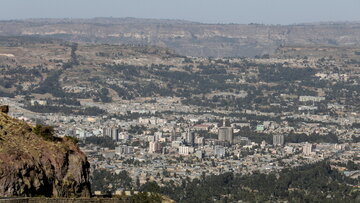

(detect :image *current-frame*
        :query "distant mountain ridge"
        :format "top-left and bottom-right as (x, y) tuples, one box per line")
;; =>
(1, 17), (360, 57)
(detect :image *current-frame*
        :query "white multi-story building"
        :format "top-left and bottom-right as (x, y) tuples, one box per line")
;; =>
(273, 134), (284, 146)
(149, 141), (161, 153)
(299, 96), (325, 102)
(179, 146), (194, 155)
(303, 142), (314, 156)
(115, 145), (134, 155)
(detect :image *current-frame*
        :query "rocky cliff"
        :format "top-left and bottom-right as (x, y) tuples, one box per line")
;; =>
(1, 18), (360, 57)
(0, 109), (91, 197)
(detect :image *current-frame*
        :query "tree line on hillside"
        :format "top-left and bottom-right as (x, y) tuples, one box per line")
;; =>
(140, 161), (359, 202)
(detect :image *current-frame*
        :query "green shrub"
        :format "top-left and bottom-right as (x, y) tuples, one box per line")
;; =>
(33, 124), (56, 141)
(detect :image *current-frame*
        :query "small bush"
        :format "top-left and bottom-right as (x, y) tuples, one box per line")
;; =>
(33, 124), (56, 141)
(64, 136), (79, 144)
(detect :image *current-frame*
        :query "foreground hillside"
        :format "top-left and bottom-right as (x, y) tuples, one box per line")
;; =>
(0, 107), (91, 197)
(1, 18), (360, 57)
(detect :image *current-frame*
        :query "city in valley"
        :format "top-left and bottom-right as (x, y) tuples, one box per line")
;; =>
(0, 33), (359, 201)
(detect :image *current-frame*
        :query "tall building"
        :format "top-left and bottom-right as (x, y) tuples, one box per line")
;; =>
(102, 127), (111, 137)
(170, 128), (177, 141)
(111, 128), (119, 141)
(186, 129), (195, 146)
(218, 118), (234, 144)
(218, 128), (234, 144)
(303, 142), (313, 156)
(103, 127), (120, 141)
(218, 127), (227, 142)
(273, 134), (284, 146)
(149, 141), (162, 153)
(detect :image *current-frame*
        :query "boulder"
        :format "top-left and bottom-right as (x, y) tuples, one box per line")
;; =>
(0, 105), (9, 114)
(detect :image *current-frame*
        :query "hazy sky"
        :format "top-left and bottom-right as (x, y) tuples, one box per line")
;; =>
(1, 0), (359, 24)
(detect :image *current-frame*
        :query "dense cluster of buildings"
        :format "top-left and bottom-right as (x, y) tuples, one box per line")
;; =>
(1, 52), (360, 190)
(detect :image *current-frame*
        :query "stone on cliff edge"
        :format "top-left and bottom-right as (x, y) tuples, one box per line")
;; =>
(0, 105), (9, 114)
(0, 110), (91, 197)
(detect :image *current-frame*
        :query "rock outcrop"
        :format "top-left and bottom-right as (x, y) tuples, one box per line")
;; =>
(0, 105), (9, 114)
(0, 111), (91, 197)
